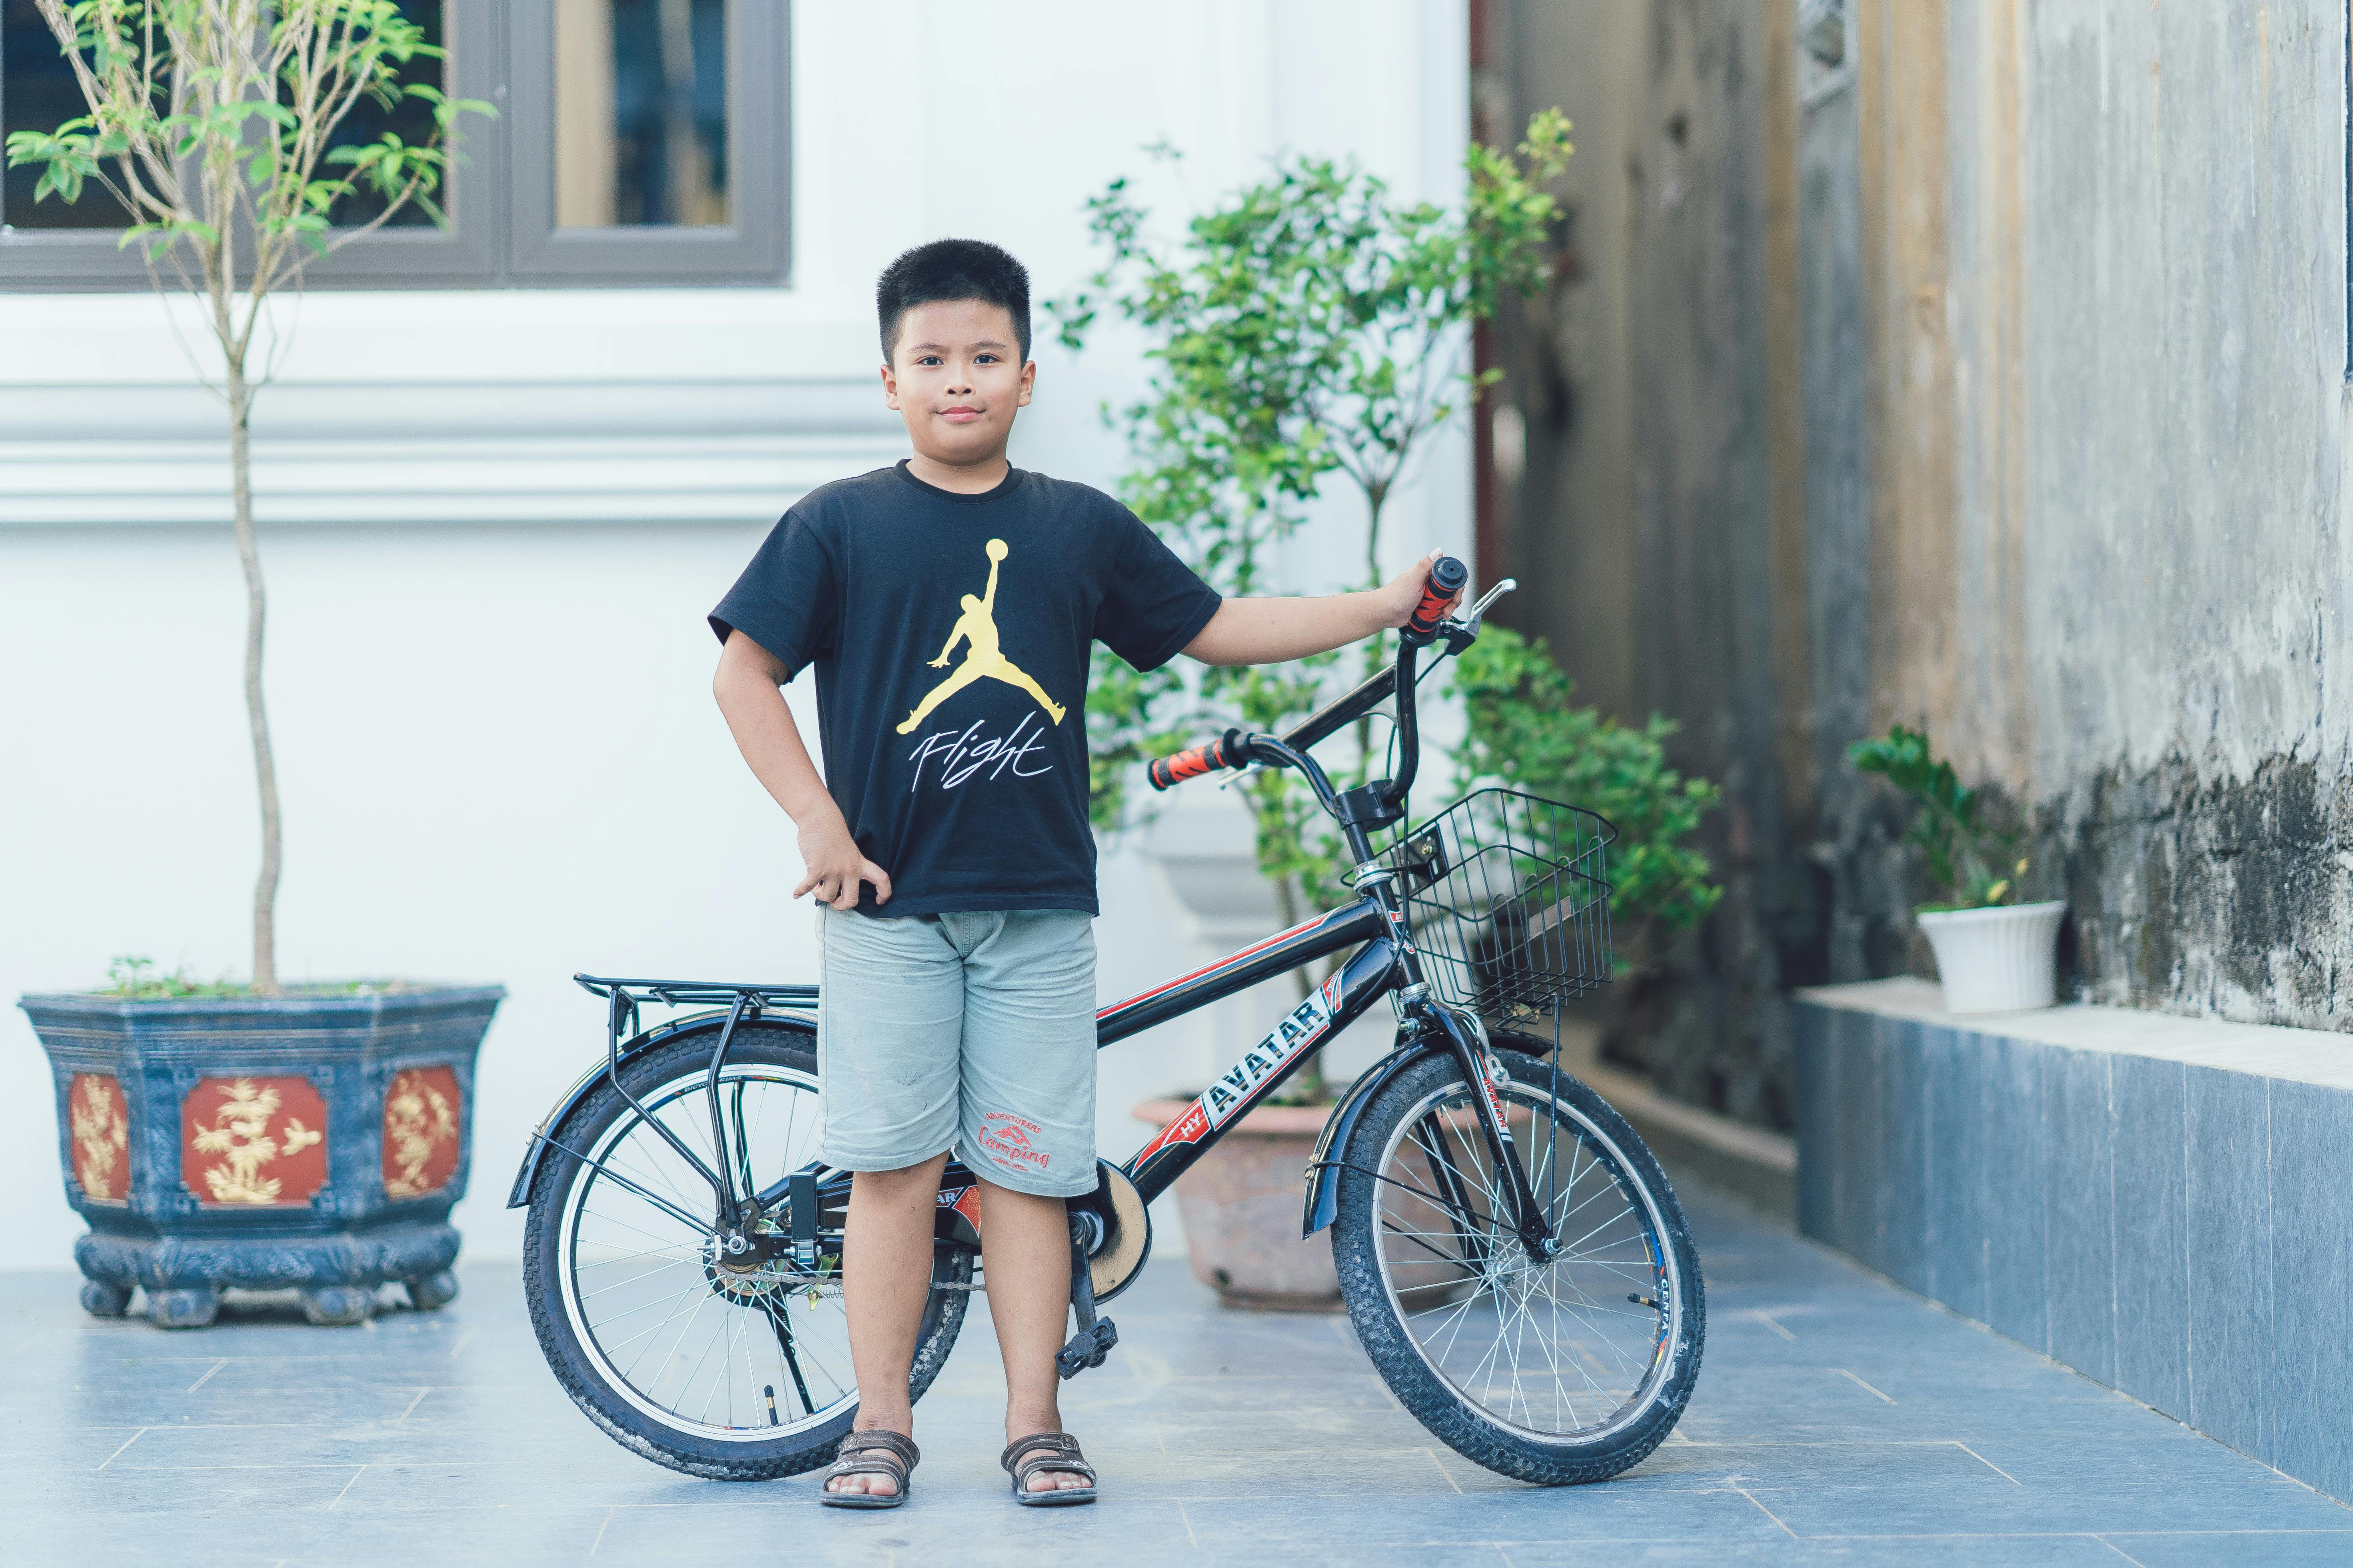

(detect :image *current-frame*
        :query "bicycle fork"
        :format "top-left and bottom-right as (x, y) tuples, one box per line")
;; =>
(1415, 995), (1558, 1262)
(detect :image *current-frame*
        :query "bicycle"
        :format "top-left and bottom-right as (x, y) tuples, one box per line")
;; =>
(507, 558), (1705, 1486)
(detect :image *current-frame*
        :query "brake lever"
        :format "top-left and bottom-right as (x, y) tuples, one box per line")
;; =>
(1434, 577), (1517, 658)
(1466, 577), (1517, 627)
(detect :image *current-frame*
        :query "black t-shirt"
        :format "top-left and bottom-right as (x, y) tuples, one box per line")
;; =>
(711, 462), (1220, 917)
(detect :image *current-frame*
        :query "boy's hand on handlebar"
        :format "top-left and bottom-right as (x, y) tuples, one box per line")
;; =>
(793, 816), (892, 910)
(1378, 551), (1464, 630)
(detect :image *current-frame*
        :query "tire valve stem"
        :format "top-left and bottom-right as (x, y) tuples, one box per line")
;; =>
(764, 1385), (780, 1427)
(1626, 1293), (1658, 1309)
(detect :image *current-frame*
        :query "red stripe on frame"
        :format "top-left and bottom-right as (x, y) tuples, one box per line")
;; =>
(1096, 913), (1328, 1019)
(1134, 1097), (1211, 1164)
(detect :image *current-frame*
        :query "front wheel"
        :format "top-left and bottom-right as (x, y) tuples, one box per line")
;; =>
(1331, 1038), (1704, 1484)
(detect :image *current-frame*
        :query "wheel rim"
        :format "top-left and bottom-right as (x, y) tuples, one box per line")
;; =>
(1368, 1074), (1682, 1444)
(556, 1060), (860, 1444)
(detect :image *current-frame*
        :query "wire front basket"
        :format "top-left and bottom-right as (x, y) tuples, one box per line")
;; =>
(1384, 788), (1614, 1017)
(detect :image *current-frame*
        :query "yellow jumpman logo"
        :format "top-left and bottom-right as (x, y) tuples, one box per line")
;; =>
(897, 537), (1068, 735)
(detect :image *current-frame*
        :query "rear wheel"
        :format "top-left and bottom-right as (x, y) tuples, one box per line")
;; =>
(1331, 1036), (1704, 1484)
(521, 1025), (971, 1480)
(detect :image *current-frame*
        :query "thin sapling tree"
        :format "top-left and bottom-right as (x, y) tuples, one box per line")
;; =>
(6, 0), (491, 988)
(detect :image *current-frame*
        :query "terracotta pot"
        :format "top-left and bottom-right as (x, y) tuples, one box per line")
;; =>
(1133, 1097), (1341, 1312)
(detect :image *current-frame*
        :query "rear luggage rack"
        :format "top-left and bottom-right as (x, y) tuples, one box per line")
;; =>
(573, 974), (819, 1010)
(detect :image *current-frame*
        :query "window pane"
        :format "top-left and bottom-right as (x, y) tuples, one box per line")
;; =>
(3, 0), (121, 229)
(3, 0), (448, 233)
(330, 0), (447, 230)
(554, 0), (729, 228)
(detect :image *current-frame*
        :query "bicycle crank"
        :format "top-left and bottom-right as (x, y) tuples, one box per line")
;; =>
(1057, 1211), (1120, 1379)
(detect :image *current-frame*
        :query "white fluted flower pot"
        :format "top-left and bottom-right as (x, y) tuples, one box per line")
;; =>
(1915, 901), (2067, 1014)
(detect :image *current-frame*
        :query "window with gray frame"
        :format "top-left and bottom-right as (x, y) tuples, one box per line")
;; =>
(0, 0), (789, 289)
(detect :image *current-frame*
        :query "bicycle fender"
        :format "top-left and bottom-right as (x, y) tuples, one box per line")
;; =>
(504, 1011), (815, 1208)
(1298, 1038), (1452, 1239)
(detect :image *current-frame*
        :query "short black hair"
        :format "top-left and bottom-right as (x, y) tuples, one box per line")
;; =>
(876, 239), (1032, 366)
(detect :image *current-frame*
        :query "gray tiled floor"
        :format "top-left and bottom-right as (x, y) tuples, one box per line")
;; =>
(4, 1178), (2347, 1566)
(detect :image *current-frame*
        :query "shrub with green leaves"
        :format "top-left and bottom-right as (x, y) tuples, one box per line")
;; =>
(1058, 112), (1574, 870)
(1059, 116), (1573, 1097)
(1450, 626), (1722, 942)
(1846, 724), (2024, 910)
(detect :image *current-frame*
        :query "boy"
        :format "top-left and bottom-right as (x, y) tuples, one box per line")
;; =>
(709, 239), (1458, 1507)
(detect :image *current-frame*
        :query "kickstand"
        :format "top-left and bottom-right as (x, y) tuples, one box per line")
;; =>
(1056, 1213), (1118, 1379)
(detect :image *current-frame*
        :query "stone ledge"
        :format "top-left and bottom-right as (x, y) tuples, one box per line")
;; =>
(1797, 976), (2353, 1089)
(1796, 980), (2353, 1503)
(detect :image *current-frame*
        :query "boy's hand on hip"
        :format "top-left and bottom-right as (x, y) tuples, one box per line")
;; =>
(795, 818), (893, 910)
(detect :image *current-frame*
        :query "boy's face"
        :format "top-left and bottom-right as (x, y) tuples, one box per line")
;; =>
(881, 299), (1036, 467)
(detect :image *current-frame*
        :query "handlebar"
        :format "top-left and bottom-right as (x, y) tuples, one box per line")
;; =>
(1147, 555), (1506, 802)
(1404, 554), (1468, 640)
(1146, 729), (1245, 792)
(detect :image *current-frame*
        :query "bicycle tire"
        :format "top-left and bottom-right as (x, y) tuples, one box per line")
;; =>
(521, 1024), (971, 1480)
(1330, 1034), (1704, 1484)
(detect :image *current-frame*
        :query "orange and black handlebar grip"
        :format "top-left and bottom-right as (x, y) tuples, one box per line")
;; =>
(1405, 554), (1470, 640)
(1148, 730), (1245, 792)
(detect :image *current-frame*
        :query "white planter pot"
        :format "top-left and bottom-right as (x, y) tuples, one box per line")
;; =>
(1915, 901), (2067, 1014)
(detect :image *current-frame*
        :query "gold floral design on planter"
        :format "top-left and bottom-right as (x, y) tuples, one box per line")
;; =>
(180, 1076), (330, 1207)
(382, 1067), (462, 1199)
(67, 1073), (130, 1205)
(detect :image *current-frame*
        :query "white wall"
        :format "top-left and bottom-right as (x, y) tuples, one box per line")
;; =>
(0, 0), (1470, 1266)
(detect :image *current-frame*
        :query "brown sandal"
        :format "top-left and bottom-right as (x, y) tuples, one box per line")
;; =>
(1001, 1430), (1099, 1506)
(819, 1428), (919, 1509)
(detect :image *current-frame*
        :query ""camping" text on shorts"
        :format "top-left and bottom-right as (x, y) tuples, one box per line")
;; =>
(815, 906), (1098, 1199)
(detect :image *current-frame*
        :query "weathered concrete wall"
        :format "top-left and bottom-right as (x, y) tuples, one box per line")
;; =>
(1483, 0), (2353, 1129)
(2022, 3), (2351, 1030)
(1923, 0), (2349, 1031)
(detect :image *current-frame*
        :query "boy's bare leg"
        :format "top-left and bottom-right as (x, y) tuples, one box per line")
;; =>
(975, 1175), (1093, 1493)
(832, 1152), (951, 1497)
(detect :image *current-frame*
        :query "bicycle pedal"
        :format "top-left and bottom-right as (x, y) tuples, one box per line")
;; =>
(1055, 1317), (1119, 1379)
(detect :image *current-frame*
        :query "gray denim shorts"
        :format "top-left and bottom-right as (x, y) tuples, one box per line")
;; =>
(815, 906), (1099, 1199)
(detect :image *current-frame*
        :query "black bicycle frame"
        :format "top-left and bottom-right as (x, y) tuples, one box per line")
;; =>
(1106, 898), (1393, 1200)
(562, 878), (1554, 1261)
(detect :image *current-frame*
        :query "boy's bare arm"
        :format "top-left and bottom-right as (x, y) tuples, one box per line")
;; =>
(713, 630), (893, 909)
(1181, 553), (1463, 667)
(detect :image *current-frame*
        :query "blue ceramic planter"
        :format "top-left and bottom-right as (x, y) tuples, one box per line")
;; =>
(20, 984), (503, 1328)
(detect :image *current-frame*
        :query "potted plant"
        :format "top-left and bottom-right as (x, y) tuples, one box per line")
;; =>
(8, 1), (500, 1327)
(26, 961), (502, 1328)
(1848, 724), (2066, 1013)
(1058, 112), (1572, 1308)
